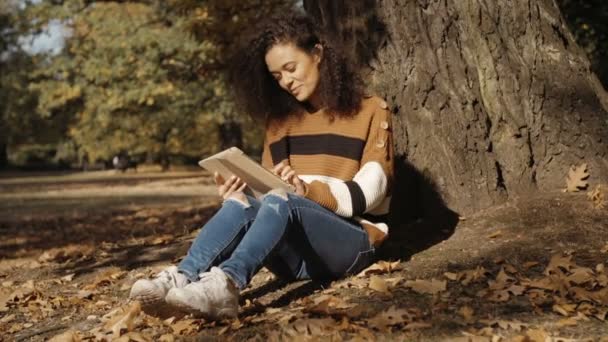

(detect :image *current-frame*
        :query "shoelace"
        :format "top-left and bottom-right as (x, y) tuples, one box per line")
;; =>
(156, 269), (180, 287)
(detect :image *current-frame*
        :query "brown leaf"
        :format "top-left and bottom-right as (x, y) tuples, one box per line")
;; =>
(39, 244), (95, 263)
(552, 303), (576, 316)
(367, 306), (413, 330)
(557, 317), (580, 327)
(523, 261), (540, 269)
(444, 272), (459, 281)
(526, 328), (549, 342)
(304, 295), (356, 316)
(404, 279), (447, 295)
(459, 266), (488, 285)
(84, 267), (127, 290)
(565, 163), (589, 192)
(48, 330), (82, 342)
(158, 334), (175, 342)
(103, 301), (141, 338)
(544, 254), (576, 275)
(369, 276), (390, 293)
(458, 306), (474, 323)
(566, 267), (595, 285)
(170, 319), (199, 335)
(357, 260), (401, 277)
(587, 185), (606, 209)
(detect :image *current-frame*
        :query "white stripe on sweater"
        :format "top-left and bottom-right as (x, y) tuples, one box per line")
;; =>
(353, 162), (388, 214)
(300, 175), (354, 216)
(300, 161), (388, 217)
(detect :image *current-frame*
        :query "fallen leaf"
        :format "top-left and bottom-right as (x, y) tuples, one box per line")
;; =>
(171, 319), (199, 335)
(159, 334), (175, 342)
(552, 303), (576, 316)
(587, 185), (606, 209)
(369, 276), (390, 293)
(404, 279), (447, 295)
(566, 267), (595, 285)
(103, 301), (141, 338)
(444, 272), (459, 281)
(526, 328), (549, 342)
(0, 313), (15, 323)
(48, 330), (82, 342)
(39, 244), (95, 263)
(565, 163), (589, 192)
(488, 230), (502, 239)
(458, 306), (474, 323)
(523, 261), (540, 270)
(367, 306), (413, 330)
(357, 260), (401, 277)
(544, 254), (576, 275)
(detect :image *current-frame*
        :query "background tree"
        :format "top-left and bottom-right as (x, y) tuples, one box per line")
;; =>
(558, 0), (608, 88)
(27, 2), (223, 169)
(304, 0), (608, 216)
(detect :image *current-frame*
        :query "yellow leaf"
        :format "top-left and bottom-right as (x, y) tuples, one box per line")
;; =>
(369, 276), (390, 293)
(488, 230), (502, 239)
(404, 279), (447, 295)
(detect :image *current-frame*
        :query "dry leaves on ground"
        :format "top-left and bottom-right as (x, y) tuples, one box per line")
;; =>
(565, 163), (590, 192)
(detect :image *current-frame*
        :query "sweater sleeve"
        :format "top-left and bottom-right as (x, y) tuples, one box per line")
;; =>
(304, 97), (394, 217)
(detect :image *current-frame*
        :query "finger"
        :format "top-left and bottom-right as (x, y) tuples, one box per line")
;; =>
(218, 184), (227, 197)
(228, 177), (242, 192)
(224, 175), (237, 187)
(273, 161), (287, 175)
(280, 166), (292, 178)
(237, 182), (247, 192)
(214, 172), (225, 186)
(283, 170), (296, 182)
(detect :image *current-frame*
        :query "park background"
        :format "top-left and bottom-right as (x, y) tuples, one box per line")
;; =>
(1, 1), (608, 341)
(1, 0), (607, 172)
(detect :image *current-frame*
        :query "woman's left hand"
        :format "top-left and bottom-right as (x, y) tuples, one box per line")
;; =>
(273, 161), (308, 196)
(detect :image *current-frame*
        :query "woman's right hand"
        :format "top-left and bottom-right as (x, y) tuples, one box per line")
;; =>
(214, 172), (247, 200)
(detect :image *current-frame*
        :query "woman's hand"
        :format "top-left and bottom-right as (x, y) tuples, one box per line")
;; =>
(214, 172), (247, 200)
(273, 161), (308, 196)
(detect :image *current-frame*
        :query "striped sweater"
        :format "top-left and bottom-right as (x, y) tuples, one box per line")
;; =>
(261, 95), (394, 247)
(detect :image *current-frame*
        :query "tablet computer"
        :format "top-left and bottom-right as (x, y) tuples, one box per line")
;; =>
(198, 147), (295, 198)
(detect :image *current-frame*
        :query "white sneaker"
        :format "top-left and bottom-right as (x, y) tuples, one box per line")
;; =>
(129, 265), (189, 306)
(165, 266), (239, 320)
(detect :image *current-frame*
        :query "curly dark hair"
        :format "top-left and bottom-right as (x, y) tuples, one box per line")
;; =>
(228, 12), (363, 121)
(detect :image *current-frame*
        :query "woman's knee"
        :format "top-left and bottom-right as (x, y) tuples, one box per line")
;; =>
(261, 188), (291, 213)
(224, 191), (251, 208)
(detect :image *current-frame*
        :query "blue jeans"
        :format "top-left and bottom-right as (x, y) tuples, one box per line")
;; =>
(178, 192), (375, 290)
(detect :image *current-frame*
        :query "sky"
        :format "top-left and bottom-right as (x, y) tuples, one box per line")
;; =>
(19, 19), (69, 55)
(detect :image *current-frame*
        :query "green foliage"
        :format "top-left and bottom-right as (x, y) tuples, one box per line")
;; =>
(28, 2), (221, 162)
(3, 0), (297, 168)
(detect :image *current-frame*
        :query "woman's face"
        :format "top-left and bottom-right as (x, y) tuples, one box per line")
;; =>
(265, 42), (322, 103)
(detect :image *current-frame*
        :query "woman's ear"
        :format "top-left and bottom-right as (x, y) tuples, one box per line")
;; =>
(313, 43), (324, 63)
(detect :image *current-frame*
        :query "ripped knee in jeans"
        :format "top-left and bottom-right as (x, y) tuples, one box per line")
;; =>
(225, 192), (250, 208)
(263, 188), (289, 201)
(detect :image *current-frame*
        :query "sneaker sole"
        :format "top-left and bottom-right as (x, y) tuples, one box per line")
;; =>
(165, 292), (238, 320)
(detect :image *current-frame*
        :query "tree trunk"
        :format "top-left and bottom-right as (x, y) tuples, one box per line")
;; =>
(305, 0), (608, 215)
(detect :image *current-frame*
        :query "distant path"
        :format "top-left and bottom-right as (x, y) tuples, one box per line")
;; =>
(0, 169), (219, 220)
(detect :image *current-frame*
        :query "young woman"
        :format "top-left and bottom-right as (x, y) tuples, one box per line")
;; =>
(129, 13), (394, 320)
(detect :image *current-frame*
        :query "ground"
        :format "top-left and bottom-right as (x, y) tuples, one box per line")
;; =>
(0, 169), (607, 341)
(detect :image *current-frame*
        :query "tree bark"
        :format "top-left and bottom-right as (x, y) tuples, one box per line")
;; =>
(306, 0), (608, 215)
